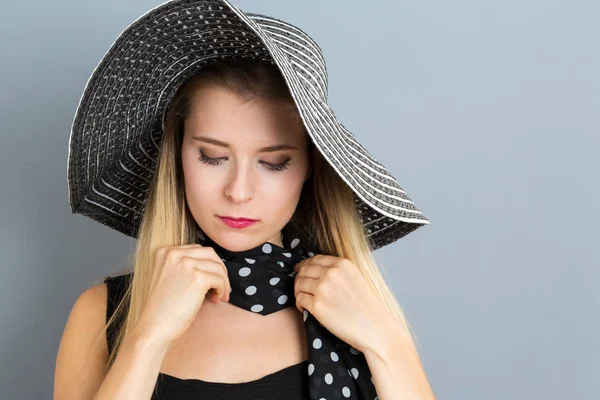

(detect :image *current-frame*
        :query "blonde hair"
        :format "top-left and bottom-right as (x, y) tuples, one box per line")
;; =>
(90, 58), (423, 370)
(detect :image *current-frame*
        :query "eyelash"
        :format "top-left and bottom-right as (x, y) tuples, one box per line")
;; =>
(198, 150), (290, 172)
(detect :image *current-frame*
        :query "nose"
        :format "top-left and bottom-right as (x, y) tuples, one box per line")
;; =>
(224, 162), (254, 203)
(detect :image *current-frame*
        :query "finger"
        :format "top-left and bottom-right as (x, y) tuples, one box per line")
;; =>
(305, 254), (337, 266)
(295, 263), (327, 279)
(294, 254), (336, 272)
(180, 255), (231, 301)
(294, 276), (318, 300)
(175, 246), (230, 298)
(295, 291), (314, 314)
(197, 270), (228, 303)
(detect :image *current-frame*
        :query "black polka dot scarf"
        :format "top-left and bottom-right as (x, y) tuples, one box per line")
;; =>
(195, 222), (380, 400)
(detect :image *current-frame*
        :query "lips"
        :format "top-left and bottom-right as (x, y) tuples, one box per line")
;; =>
(218, 216), (258, 228)
(220, 216), (256, 221)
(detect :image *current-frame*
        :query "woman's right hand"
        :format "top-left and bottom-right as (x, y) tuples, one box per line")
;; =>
(135, 244), (231, 348)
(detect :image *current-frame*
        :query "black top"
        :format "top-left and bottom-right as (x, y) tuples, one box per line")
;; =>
(104, 273), (309, 399)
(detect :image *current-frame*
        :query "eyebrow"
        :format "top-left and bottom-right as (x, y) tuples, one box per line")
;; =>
(191, 136), (299, 152)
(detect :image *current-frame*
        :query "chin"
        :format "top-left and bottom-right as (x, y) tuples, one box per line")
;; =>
(212, 227), (260, 249)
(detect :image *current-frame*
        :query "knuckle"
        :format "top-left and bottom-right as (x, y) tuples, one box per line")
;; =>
(316, 278), (328, 294)
(164, 247), (179, 262)
(179, 255), (192, 267)
(325, 266), (341, 279)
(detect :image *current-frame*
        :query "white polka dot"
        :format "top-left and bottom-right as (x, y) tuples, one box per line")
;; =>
(269, 277), (280, 285)
(303, 309), (308, 321)
(308, 251), (314, 257)
(250, 304), (263, 312)
(349, 346), (359, 355)
(245, 286), (257, 295)
(244, 258), (256, 264)
(238, 267), (251, 277)
(342, 386), (351, 397)
(330, 351), (339, 362)
(277, 295), (288, 304)
(324, 373), (333, 384)
(277, 261), (285, 268)
(282, 252), (291, 258)
(312, 338), (322, 349)
(290, 238), (300, 248)
(262, 243), (272, 253)
(351, 367), (359, 379)
(308, 363), (314, 375)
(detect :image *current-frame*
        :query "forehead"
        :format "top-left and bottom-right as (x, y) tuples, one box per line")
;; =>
(184, 85), (306, 145)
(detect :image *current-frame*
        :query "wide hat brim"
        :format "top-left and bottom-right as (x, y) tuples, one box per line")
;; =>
(67, 0), (429, 251)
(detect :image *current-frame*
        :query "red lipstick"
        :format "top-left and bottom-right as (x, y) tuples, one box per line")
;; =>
(218, 216), (258, 228)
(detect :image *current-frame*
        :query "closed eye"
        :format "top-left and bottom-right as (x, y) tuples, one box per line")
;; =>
(198, 150), (290, 172)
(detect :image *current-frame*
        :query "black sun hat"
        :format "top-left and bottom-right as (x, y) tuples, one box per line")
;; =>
(67, 0), (429, 250)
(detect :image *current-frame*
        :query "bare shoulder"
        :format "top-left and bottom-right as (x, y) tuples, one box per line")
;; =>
(76, 281), (108, 314)
(54, 281), (109, 399)
(66, 282), (108, 335)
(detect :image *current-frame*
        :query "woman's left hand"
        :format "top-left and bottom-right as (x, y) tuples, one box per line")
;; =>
(293, 254), (396, 353)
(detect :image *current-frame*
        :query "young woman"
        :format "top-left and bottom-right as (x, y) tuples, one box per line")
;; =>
(55, 1), (434, 399)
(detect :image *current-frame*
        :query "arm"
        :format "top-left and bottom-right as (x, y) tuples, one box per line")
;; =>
(54, 283), (170, 400)
(93, 327), (170, 400)
(361, 319), (437, 400)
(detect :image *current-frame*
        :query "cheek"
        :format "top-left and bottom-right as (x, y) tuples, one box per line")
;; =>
(263, 177), (305, 211)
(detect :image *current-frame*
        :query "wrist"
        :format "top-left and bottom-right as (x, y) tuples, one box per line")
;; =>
(128, 323), (172, 355)
(361, 317), (410, 358)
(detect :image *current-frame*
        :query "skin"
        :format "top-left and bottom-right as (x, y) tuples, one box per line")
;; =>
(181, 84), (311, 251)
(156, 85), (313, 382)
(167, 85), (437, 398)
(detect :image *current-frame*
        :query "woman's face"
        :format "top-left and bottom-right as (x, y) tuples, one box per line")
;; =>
(181, 84), (311, 251)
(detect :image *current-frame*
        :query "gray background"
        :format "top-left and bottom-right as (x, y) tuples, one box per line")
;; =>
(1, 0), (598, 398)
